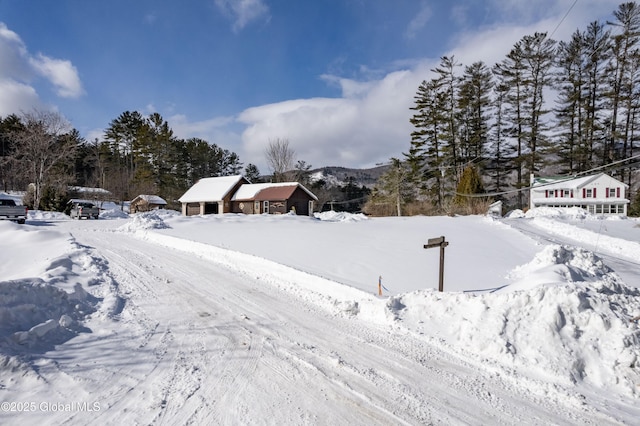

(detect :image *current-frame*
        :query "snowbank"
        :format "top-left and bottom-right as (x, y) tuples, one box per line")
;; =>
(0, 226), (121, 364)
(0, 279), (92, 348)
(525, 206), (592, 219)
(314, 211), (369, 222)
(29, 210), (68, 221)
(390, 245), (640, 397)
(100, 208), (130, 219)
(119, 209), (179, 231)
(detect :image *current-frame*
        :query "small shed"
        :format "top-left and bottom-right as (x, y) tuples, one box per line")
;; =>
(178, 175), (249, 216)
(131, 195), (167, 213)
(231, 182), (318, 216)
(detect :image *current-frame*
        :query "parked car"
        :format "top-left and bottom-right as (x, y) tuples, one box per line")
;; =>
(0, 198), (27, 224)
(69, 201), (100, 220)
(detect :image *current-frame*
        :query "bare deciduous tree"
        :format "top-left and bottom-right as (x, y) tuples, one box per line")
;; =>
(11, 110), (77, 209)
(265, 138), (295, 182)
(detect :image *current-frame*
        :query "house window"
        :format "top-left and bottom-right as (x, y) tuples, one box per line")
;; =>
(608, 188), (616, 198)
(585, 189), (593, 198)
(563, 190), (571, 197)
(596, 204), (603, 214)
(263, 200), (269, 214)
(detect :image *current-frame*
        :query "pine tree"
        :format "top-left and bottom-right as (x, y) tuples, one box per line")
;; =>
(457, 61), (493, 164)
(493, 33), (556, 208)
(406, 80), (430, 192)
(244, 163), (261, 182)
(520, 32), (556, 174)
(583, 21), (611, 168)
(0, 114), (25, 191)
(432, 56), (462, 182)
(407, 78), (449, 208)
(494, 43), (528, 208)
(486, 82), (515, 196)
(554, 30), (588, 174)
(103, 111), (146, 202)
(144, 112), (179, 197)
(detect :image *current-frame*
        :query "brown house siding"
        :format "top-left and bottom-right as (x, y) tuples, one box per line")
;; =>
(287, 187), (313, 215)
(231, 201), (257, 214)
(232, 187), (314, 215)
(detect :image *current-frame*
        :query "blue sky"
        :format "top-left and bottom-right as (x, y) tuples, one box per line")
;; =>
(0, 0), (624, 172)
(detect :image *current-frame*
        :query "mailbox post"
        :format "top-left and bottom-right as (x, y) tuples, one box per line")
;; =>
(424, 236), (449, 292)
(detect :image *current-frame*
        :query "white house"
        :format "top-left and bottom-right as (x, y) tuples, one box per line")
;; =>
(529, 173), (629, 216)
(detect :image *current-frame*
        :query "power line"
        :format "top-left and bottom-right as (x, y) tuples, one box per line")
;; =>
(550, 0), (579, 39)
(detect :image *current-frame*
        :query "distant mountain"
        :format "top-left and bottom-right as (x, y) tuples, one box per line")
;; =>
(309, 165), (389, 188)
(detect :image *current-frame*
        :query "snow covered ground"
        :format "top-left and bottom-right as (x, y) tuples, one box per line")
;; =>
(0, 204), (639, 424)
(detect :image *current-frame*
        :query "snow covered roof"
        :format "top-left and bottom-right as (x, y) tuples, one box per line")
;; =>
(178, 175), (247, 203)
(531, 173), (627, 191)
(132, 195), (167, 205)
(232, 182), (318, 201)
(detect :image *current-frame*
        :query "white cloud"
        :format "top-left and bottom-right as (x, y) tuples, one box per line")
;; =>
(0, 79), (42, 116)
(29, 53), (84, 98)
(0, 23), (32, 83)
(237, 67), (429, 171)
(214, 0), (270, 32)
(0, 22), (84, 117)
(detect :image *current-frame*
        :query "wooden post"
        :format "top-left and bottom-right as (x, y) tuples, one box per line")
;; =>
(438, 241), (446, 292)
(424, 236), (449, 292)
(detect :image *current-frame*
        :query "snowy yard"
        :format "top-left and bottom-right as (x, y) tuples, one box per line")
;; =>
(0, 206), (639, 424)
